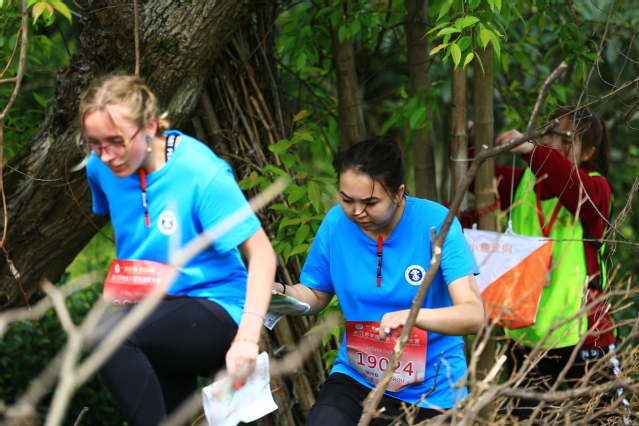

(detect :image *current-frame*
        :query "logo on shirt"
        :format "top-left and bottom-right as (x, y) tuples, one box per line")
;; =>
(405, 265), (426, 286)
(158, 210), (178, 235)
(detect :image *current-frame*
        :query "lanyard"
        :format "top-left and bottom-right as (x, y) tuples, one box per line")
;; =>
(139, 134), (177, 227)
(376, 235), (383, 287)
(535, 184), (562, 238)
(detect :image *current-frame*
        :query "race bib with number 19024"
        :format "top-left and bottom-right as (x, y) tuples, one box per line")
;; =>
(345, 321), (427, 392)
(103, 259), (175, 306)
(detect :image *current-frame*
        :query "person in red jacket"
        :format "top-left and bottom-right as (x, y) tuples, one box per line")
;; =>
(486, 107), (625, 421)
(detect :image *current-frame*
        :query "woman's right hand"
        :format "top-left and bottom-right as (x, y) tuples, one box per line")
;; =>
(495, 129), (534, 155)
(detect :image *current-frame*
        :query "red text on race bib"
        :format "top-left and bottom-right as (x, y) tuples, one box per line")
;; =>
(345, 321), (427, 392)
(103, 259), (174, 306)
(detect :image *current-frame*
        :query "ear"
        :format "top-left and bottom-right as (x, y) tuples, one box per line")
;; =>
(394, 184), (406, 203)
(145, 117), (158, 137)
(580, 145), (596, 164)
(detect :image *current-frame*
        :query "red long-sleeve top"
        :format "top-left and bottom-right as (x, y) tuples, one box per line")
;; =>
(495, 145), (612, 284)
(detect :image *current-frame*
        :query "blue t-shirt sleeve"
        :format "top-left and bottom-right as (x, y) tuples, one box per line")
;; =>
(300, 220), (333, 292)
(197, 165), (260, 253)
(438, 217), (479, 284)
(87, 156), (110, 215)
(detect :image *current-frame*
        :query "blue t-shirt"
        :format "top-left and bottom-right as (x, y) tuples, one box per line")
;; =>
(87, 130), (260, 324)
(300, 196), (478, 409)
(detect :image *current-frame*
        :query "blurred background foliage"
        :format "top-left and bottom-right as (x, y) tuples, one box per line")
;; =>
(1, 0), (637, 423)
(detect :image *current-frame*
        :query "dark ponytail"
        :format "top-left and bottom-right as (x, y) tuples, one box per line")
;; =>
(551, 107), (610, 176)
(333, 135), (405, 197)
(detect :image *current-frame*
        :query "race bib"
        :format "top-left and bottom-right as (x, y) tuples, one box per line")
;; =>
(345, 321), (427, 392)
(103, 259), (175, 306)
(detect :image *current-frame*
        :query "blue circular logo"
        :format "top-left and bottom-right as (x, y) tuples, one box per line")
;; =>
(405, 265), (426, 285)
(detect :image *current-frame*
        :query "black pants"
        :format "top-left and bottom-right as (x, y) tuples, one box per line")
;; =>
(506, 343), (627, 422)
(91, 298), (238, 426)
(306, 373), (443, 426)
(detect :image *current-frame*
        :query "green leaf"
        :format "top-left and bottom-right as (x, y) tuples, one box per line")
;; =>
(32, 2), (47, 24)
(317, 6), (332, 17)
(351, 19), (361, 36)
(456, 36), (471, 52)
(409, 107), (428, 130)
(480, 29), (492, 49)
(463, 52), (474, 67)
(437, 0), (453, 21)
(288, 186), (307, 204)
(268, 139), (293, 154)
(268, 204), (289, 211)
(51, 0), (72, 22)
(262, 165), (288, 177)
(307, 180), (322, 213)
(494, 0), (502, 11)
(430, 44), (448, 55)
(488, 31), (501, 60)
(295, 225), (310, 244)
(297, 52), (307, 70)
(512, 5), (524, 23)
(459, 16), (480, 29)
(288, 244), (310, 258)
(437, 27), (461, 36)
(293, 110), (307, 122)
(296, 132), (314, 142)
(450, 43), (462, 66)
(33, 92), (47, 108)
(338, 25), (348, 43)
(427, 22), (450, 35)
(281, 153), (296, 168)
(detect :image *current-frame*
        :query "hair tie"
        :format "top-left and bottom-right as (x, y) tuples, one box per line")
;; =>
(243, 309), (266, 321)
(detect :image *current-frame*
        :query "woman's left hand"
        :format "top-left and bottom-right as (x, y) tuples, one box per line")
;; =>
(226, 339), (259, 388)
(378, 309), (411, 342)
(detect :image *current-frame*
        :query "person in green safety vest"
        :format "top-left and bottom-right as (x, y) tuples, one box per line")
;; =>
(491, 107), (625, 422)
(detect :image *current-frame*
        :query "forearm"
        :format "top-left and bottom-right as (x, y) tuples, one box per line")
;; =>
(236, 237), (277, 343)
(275, 282), (333, 315)
(414, 303), (484, 336)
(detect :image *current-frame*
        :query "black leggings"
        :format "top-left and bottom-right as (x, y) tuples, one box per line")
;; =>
(506, 343), (627, 422)
(306, 373), (443, 426)
(91, 298), (238, 426)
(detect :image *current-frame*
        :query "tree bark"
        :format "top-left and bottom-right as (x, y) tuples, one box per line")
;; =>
(450, 66), (468, 210)
(472, 46), (496, 419)
(473, 46), (495, 231)
(325, 0), (366, 150)
(0, 0), (265, 308)
(406, 0), (438, 201)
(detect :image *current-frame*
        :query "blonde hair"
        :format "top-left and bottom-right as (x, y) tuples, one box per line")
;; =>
(79, 75), (169, 145)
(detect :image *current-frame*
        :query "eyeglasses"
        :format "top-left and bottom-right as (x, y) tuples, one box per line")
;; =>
(81, 127), (142, 157)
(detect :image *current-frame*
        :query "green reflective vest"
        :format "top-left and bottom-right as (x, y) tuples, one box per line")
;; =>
(506, 168), (596, 349)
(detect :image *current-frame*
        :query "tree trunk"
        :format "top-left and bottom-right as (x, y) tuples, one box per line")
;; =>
(450, 66), (468, 210)
(0, 0), (264, 308)
(472, 46), (496, 416)
(406, 0), (438, 201)
(325, 0), (366, 150)
(473, 46), (495, 231)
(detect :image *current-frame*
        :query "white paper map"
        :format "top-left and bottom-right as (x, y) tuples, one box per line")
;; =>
(202, 352), (277, 426)
(264, 289), (310, 330)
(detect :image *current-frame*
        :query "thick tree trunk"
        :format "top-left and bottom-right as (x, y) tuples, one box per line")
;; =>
(406, 0), (438, 201)
(473, 46), (495, 231)
(325, 0), (366, 150)
(472, 46), (496, 418)
(0, 0), (264, 308)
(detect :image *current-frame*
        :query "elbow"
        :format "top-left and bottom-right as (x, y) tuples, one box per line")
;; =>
(466, 303), (485, 335)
